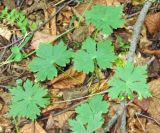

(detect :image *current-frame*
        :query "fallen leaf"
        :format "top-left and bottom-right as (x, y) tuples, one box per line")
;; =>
(148, 79), (160, 122)
(71, 26), (89, 43)
(20, 121), (46, 133)
(133, 98), (150, 112)
(46, 111), (74, 130)
(49, 67), (86, 89)
(143, 48), (160, 55)
(0, 27), (12, 41)
(63, 86), (88, 101)
(46, 6), (57, 36)
(30, 31), (55, 49)
(146, 122), (160, 133)
(105, 0), (120, 5)
(145, 12), (160, 35)
(89, 79), (108, 94)
(139, 26), (152, 49)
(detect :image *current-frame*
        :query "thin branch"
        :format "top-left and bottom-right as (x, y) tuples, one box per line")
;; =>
(127, 0), (153, 62)
(135, 112), (160, 126)
(104, 101), (126, 132)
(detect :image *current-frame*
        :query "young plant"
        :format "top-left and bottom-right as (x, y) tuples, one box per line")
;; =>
(9, 80), (49, 120)
(108, 62), (152, 100)
(73, 37), (117, 73)
(28, 41), (73, 81)
(0, 7), (28, 34)
(69, 95), (109, 133)
(85, 5), (125, 35)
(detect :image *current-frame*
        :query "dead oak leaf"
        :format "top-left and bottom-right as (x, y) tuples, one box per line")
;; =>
(49, 67), (86, 89)
(46, 111), (74, 130)
(30, 31), (55, 49)
(20, 121), (46, 133)
(148, 79), (160, 123)
(145, 12), (160, 35)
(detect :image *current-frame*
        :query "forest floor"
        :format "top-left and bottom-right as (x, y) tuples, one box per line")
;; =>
(0, 0), (160, 133)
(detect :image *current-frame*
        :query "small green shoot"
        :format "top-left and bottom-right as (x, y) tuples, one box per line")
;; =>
(69, 95), (109, 133)
(9, 80), (49, 120)
(0, 7), (29, 34)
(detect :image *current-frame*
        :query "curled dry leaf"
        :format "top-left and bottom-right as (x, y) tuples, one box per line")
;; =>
(46, 111), (74, 130)
(148, 79), (160, 123)
(145, 12), (160, 35)
(63, 86), (88, 101)
(49, 67), (86, 89)
(0, 27), (12, 41)
(30, 31), (55, 49)
(127, 103), (146, 133)
(20, 121), (46, 133)
(139, 26), (152, 49)
(45, 6), (57, 36)
(146, 122), (160, 133)
(89, 79), (108, 94)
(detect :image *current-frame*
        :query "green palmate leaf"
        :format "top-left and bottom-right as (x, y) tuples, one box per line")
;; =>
(69, 95), (109, 133)
(73, 37), (117, 73)
(9, 80), (49, 120)
(85, 5), (125, 35)
(28, 41), (72, 81)
(108, 63), (152, 100)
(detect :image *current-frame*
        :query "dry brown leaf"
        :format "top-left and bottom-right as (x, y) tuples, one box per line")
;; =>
(46, 6), (57, 36)
(30, 31), (55, 49)
(139, 26), (152, 49)
(46, 111), (74, 130)
(50, 67), (86, 89)
(148, 79), (160, 122)
(145, 12), (160, 35)
(0, 27), (12, 41)
(131, 0), (145, 5)
(89, 80), (108, 94)
(146, 122), (160, 133)
(20, 121), (46, 133)
(63, 86), (88, 101)
(127, 103), (146, 133)
(105, 0), (120, 5)
(133, 98), (150, 112)
(143, 49), (160, 55)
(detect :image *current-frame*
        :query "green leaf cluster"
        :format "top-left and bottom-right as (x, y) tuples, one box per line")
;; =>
(69, 95), (109, 133)
(73, 37), (117, 73)
(9, 80), (49, 120)
(28, 41), (72, 81)
(108, 63), (152, 99)
(85, 5), (125, 35)
(0, 7), (28, 34)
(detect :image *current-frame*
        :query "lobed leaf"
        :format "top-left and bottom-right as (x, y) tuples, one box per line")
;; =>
(85, 5), (125, 35)
(28, 41), (72, 81)
(108, 63), (152, 100)
(9, 80), (49, 120)
(73, 37), (117, 73)
(69, 95), (109, 133)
